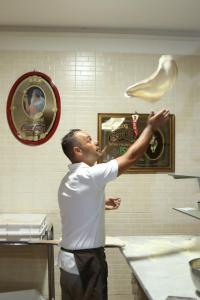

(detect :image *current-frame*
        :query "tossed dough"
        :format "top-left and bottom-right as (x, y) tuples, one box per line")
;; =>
(125, 55), (178, 101)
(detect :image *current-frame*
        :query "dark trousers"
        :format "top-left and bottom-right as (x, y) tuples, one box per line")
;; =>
(60, 247), (108, 300)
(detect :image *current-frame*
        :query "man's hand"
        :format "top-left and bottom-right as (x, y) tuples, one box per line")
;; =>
(148, 109), (170, 130)
(105, 197), (121, 210)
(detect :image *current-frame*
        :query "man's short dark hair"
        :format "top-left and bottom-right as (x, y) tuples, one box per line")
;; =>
(61, 129), (81, 161)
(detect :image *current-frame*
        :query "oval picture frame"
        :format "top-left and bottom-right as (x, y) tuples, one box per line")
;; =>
(7, 71), (61, 146)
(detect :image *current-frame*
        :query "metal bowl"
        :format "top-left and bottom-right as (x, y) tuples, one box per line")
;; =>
(189, 258), (200, 292)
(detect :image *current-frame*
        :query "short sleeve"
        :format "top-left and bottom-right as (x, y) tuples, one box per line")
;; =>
(89, 159), (118, 188)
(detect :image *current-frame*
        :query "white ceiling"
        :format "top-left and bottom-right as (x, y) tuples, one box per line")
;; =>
(1, 0), (200, 35)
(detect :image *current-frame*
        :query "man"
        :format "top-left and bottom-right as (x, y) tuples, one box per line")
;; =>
(57, 109), (169, 300)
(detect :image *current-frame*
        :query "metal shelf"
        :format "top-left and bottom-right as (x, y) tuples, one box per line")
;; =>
(168, 173), (200, 179)
(0, 224), (55, 300)
(173, 207), (200, 221)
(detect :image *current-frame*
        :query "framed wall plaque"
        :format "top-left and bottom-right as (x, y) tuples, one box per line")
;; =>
(7, 71), (61, 146)
(98, 113), (175, 173)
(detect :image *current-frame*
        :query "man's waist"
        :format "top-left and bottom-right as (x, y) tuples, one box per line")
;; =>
(61, 246), (104, 253)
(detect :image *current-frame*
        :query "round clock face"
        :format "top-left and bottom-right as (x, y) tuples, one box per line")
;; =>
(7, 71), (61, 146)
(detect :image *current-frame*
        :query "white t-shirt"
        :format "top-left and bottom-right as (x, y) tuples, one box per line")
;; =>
(57, 159), (118, 274)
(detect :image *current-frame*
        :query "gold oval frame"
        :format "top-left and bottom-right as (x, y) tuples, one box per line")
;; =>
(7, 71), (61, 146)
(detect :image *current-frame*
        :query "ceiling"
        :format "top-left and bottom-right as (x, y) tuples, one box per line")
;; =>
(1, 0), (200, 36)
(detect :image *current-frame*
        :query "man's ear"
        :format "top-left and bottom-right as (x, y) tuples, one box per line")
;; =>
(73, 146), (82, 156)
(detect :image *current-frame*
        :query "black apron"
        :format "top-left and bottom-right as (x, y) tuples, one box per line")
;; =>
(60, 247), (108, 300)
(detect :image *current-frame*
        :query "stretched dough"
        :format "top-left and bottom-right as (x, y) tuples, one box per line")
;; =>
(125, 55), (178, 101)
(102, 117), (125, 132)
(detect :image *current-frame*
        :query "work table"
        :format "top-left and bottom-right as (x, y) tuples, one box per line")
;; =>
(118, 235), (200, 300)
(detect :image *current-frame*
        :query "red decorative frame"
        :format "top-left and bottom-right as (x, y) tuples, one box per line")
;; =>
(6, 71), (61, 146)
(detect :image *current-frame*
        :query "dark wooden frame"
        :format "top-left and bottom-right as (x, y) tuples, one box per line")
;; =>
(98, 113), (175, 173)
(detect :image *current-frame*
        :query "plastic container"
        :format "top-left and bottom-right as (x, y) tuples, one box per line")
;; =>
(0, 214), (47, 241)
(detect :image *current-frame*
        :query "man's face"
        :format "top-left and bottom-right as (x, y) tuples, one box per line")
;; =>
(75, 131), (101, 165)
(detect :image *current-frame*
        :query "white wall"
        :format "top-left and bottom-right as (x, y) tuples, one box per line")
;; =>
(1, 31), (200, 54)
(0, 31), (200, 300)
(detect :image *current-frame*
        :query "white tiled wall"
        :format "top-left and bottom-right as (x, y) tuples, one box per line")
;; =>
(1, 32), (200, 299)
